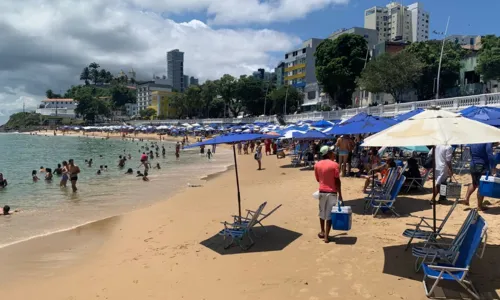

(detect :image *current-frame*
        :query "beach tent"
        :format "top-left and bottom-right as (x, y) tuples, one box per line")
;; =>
(325, 116), (398, 135)
(393, 108), (425, 122)
(460, 106), (500, 126)
(185, 133), (281, 220)
(362, 108), (500, 231)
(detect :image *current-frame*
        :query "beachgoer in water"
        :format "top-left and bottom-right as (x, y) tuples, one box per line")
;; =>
(255, 142), (263, 170)
(60, 161), (69, 187)
(96, 170), (101, 175)
(154, 163), (161, 169)
(45, 168), (53, 181)
(0, 205), (19, 216)
(39, 166), (46, 173)
(0, 173), (8, 188)
(32, 170), (39, 182)
(104, 165), (108, 171)
(68, 159), (80, 193)
(88, 159), (93, 167)
(100, 165), (104, 171)
(207, 149), (212, 160)
(125, 168), (133, 174)
(136, 170), (144, 177)
(128, 154), (132, 160)
(200, 145), (205, 155)
(162, 146), (166, 157)
(54, 164), (63, 176)
(118, 156), (126, 168)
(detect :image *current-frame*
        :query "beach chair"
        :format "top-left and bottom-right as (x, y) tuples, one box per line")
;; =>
(404, 168), (431, 193)
(402, 198), (459, 250)
(232, 203), (282, 237)
(364, 167), (400, 212)
(370, 175), (406, 217)
(219, 202), (267, 250)
(422, 213), (487, 299)
(412, 209), (478, 272)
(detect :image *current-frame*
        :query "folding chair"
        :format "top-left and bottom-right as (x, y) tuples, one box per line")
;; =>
(371, 175), (406, 217)
(405, 168), (431, 193)
(422, 212), (487, 299)
(232, 203), (282, 237)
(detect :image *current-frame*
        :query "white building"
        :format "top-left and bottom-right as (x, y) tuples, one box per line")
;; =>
(364, 2), (429, 43)
(125, 103), (138, 117)
(35, 98), (77, 118)
(136, 80), (172, 112)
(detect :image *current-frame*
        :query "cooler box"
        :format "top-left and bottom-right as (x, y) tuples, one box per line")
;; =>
(479, 175), (500, 199)
(331, 205), (352, 231)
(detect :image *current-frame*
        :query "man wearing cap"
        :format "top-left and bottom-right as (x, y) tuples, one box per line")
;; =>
(314, 145), (342, 243)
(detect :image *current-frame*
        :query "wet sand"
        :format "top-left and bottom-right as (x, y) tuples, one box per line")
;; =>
(1, 152), (500, 300)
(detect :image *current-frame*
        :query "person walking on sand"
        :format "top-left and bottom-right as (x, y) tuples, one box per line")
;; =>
(175, 142), (181, 160)
(335, 135), (350, 177)
(462, 143), (497, 211)
(255, 141), (263, 170)
(314, 145), (342, 243)
(68, 159), (81, 193)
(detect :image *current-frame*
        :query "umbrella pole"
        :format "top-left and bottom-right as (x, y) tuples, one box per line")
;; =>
(232, 144), (242, 222)
(432, 146), (437, 233)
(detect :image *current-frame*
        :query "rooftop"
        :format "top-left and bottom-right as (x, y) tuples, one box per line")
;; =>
(42, 98), (74, 102)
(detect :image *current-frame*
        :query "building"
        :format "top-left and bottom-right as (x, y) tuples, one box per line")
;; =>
(252, 69), (274, 81)
(457, 52), (499, 96)
(275, 61), (285, 88)
(446, 35), (482, 50)
(184, 75), (190, 89)
(149, 91), (177, 118)
(364, 2), (429, 43)
(329, 27), (378, 49)
(371, 40), (410, 58)
(136, 80), (172, 112)
(284, 38), (325, 111)
(35, 98), (77, 118)
(166, 49), (184, 92)
(190, 76), (199, 86)
(125, 103), (138, 117)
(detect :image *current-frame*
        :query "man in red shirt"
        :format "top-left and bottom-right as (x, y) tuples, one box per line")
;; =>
(314, 145), (342, 243)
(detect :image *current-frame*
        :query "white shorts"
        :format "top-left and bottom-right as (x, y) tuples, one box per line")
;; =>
(318, 193), (338, 221)
(435, 169), (449, 185)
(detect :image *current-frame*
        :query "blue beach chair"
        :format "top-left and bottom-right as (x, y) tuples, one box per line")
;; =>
(364, 167), (399, 212)
(422, 212), (487, 299)
(402, 198), (459, 251)
(232, 203), (282, 237)
(219, 202), (267, 250)
(412, 209), (478, 272)
(371, 175), (406, 217)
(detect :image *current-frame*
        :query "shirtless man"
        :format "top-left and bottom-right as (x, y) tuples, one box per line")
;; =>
(0, 205), (19, 216)
(335, 135), (350, 177)
(68, 159), (81, 193)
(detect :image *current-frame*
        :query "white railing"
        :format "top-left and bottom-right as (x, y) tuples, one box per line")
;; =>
(130, 92), (500, 125)
(36, 108), (76, 118)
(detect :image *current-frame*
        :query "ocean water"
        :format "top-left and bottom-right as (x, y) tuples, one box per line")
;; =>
(0, 133), (233, 247)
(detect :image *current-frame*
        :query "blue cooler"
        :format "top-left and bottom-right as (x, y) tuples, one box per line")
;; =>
(331, 203), (352, 231)
(479, 174), (500, 199)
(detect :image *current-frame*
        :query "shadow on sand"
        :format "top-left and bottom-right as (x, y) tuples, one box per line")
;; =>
(345, 196), (435, 216)
(382, 243), (500, 299)
(200, 225), (302, 255)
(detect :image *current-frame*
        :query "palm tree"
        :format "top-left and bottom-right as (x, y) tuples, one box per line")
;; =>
(80, 67), (90, 85)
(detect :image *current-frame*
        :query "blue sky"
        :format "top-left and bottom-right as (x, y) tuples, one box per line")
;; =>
(170, 0), (499, 44)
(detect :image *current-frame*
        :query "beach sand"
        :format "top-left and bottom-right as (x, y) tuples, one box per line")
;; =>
(1, 152), (500, 300)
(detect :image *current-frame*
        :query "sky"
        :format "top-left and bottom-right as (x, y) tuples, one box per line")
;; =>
(0, 0), (498, 125)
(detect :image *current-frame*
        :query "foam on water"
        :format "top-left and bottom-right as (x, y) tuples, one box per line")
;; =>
(0, 134), (233, 248)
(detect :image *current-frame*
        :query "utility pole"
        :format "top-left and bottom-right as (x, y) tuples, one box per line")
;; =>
(436, 16), (451, 99)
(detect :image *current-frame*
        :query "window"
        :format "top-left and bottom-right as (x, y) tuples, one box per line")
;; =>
(307, 91), (316, 100)
(293, 51), (298, 56)
(285, 54), (289, 59)
(366, 9), (375, 16)
(302, 48), (306, 54)
(383, 16), (388, 21)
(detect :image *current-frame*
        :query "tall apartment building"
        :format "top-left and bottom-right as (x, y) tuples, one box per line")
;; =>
(136, 80), (172, 111)
(364, 2), (429, 43)
(184, 75), (190, 89)
(329, 27), (378, 49)
(166, 49), (184, 92)
(275, 61), (285, 88)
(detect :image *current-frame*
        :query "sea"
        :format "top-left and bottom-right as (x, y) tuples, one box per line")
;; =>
(0, 133), (233, 248)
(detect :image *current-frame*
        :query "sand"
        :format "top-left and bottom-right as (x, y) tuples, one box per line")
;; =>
(1, 151), (500, 300)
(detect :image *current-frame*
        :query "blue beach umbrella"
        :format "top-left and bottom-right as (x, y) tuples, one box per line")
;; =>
(325, 116), (398, 135)
(461, 106), (500, 126)
(340, 112), (369, 124)
(311, 120), (335, 127)
(393, 108), (424, 121)
(185, 133), (280, 220)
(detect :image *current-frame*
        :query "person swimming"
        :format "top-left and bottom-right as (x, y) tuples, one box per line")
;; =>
(154, 163), (161, 169)
(60, 161), (69, 187)
(0, 173), (8, 188)
(45, 168), (53, 181)
(54, 164), (63, 176)
(0, 205), (19, 216)
(104, 165), (108, 171)
(125, 168), (133, 174)
(32, 170), (39, 182)
(96, 170), (101, 175)
(39, 166), (46, 173)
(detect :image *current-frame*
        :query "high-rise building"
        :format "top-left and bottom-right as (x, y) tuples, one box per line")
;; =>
(184, 75), (190, 89)
(329, 27), (378, 49)
(190, 76), (199, 86)
(364, 2), (429, 43)
(275, 61), (285, 88)
(166, 49), (184, 92)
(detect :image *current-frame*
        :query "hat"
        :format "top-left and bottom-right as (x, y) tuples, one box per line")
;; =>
(319, 145), (335, 157)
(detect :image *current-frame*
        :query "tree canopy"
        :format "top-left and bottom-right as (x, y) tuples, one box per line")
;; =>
(358, 52), (424, 103)
(476, 35), (500, 82)
(315, 34), (368, 108)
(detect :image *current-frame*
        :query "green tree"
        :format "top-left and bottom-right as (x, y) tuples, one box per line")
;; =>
(88, 62), (101, 85)
(315, 34), (368, 108)
(74, 89), (111, 123)
(200, 80), (218, 117)
(139, 108), (157, 120)
(184, 85), (203, 117)
(268, 86), (303, 115)
(110, 84), (136, 108)
(476, 35), (500, 82)
(358, 52), (424, 103)
(217, 74), (237, 117)
(5, 112), (44, 129)
(235, 76), (266, 117)
(80, 67), (90, 85)
(169, 93), (188, 119)
(45, 89), (62, 99)
(406, 40), (466, 99)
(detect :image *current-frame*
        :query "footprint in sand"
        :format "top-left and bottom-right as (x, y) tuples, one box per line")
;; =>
(352, 283), (371, 299)
(309, 297), (319, 300)
(328, 287), (339, 297)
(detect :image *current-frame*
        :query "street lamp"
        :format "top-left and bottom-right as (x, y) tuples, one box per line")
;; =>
(435, 16), (451, 100)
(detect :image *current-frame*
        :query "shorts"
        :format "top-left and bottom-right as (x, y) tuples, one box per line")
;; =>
(338, 150), (349, 156)
(470, 164), (486, 187)
(71, 176), (78, 182)
(62, 174), (69, 181)
(318, 193), (338, 221)
(435, 169), (449, 185)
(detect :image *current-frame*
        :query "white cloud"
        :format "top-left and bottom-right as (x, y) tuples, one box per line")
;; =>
(128, 0), (350, 25)
(0, 0), (306, 123)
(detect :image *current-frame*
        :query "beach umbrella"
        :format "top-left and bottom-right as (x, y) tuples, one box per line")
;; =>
(296, 130), (329, 140)
(461, 106), (500, 126)
(393, 108), (425, 121)
(185, 133), (281, 221)
(325, 116), (398, 135)
(339, 112), (369, 124)
(362, 108), (500, 231)
(311, 120), (335, 127)
(459, 105), (478, 115)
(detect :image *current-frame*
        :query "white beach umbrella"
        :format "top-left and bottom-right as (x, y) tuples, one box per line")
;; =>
(362, 108), (500, 231)
(362, 109), (500, 147)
